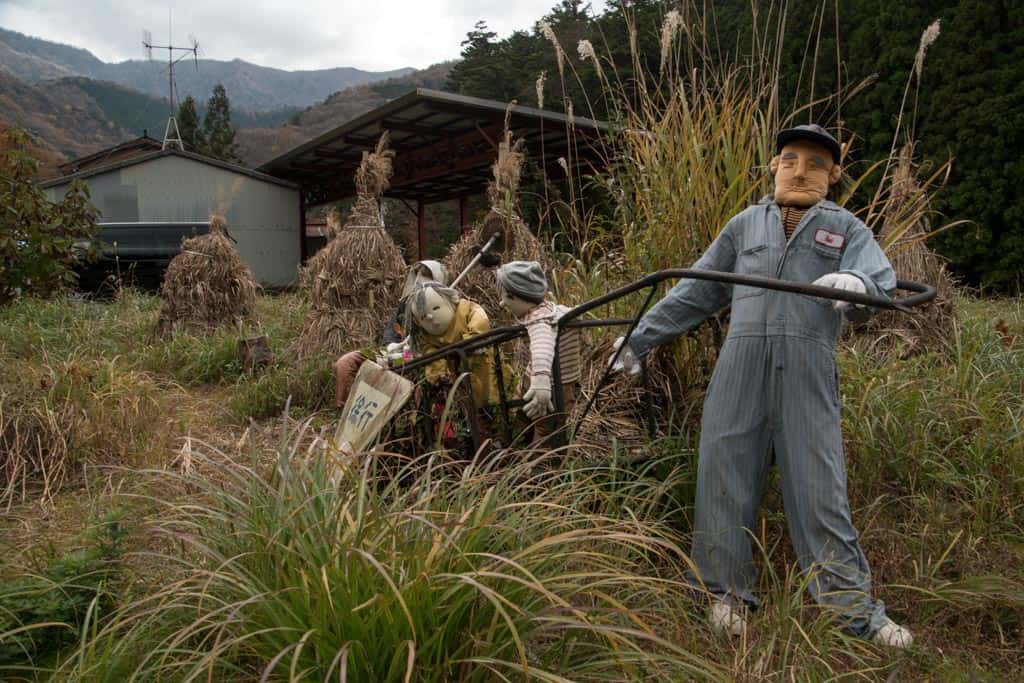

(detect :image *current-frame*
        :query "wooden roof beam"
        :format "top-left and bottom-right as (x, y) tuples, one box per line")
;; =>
(423, 100), (605, 135)
(391, 147), (496, 187)
(344, 133), (383, 147)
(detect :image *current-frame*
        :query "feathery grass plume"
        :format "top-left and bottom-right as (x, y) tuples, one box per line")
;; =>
(534, 70), (546, 109)
(577, 38), (605, 85)
(659, 9), (684, 76)
(154, 212), (259, 337)
(539, 20), (564, 76)
(915, 19), (941, 80)
(213, 176), (245, 215)
(874, 16), (943, 197)
(577, 38), (596, 65)
(487, 109), (525, 213)
(291, 133), (406, 361)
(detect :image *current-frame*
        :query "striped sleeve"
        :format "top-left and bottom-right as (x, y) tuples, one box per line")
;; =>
(524, 305), (558, 377)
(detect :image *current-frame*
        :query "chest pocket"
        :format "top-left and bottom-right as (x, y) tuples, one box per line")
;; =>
(804, 241), (845, 306)
(738, 243), (770, 274)
(735, 243), (769, 300)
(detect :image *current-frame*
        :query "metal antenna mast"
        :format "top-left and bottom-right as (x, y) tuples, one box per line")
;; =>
(143, 12), (200, 151)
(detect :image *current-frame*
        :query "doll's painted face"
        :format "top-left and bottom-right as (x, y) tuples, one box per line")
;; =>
(413, 287), (455, 336)
(497, 284), (536, 318)
(770, 140), (842, 207)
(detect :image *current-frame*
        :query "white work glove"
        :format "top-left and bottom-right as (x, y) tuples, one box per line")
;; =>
(523, 374), (554, 419)
(608, 336), (642, 375)
(812, 272), (866, 311)
(384, 338), (410, 361)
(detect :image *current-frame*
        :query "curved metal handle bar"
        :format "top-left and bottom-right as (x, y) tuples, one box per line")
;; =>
(559, 270), (936, 326)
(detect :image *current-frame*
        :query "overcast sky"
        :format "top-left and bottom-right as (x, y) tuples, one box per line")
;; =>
(0, 0), (608, 72)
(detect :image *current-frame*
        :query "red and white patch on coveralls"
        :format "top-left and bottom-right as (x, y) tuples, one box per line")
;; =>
(814, 228), (845, 249)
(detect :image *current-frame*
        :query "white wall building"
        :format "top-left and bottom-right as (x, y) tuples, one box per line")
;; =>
(43, 148), (301, 287)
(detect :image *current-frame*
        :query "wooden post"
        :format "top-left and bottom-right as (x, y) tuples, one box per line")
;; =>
(298, 191), (307, 263)
(417, 200), (426, 260)
(458, 195), (468, 235)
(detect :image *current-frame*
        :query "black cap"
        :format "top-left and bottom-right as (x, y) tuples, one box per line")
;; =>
(776, 124), (842, 164)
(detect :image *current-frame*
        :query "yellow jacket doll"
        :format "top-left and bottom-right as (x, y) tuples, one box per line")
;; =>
(405, 283), (500, 407)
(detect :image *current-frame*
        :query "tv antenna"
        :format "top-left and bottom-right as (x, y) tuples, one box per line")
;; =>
(143, 11), (200, 151)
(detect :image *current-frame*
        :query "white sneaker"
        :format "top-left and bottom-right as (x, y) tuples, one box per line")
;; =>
(708, 599), (747, 636)
(872, 617), (913, 648)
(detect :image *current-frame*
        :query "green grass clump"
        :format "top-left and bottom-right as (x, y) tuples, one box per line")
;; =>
(0, 510), (126, 670)
(228, 360), (333, 421)
(58, 431), (722, 682)
(843, 298), (1024, 535)
(0, 292), (158, 363)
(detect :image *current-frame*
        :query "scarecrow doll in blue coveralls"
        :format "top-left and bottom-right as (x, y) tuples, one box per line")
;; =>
(611, 125), (913, 648)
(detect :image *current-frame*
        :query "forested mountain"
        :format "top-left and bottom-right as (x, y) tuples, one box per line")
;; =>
(445, 0), (1024, 289)
(0, 26), (414, 113)
(235, 61), (453, 167)
(0, 70), (130, 172)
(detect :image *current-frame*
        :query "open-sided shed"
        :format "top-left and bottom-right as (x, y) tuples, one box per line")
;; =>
(259, 88), (610, 259)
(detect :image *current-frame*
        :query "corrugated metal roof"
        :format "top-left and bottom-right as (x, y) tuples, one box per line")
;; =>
(259, 88), (611, 205)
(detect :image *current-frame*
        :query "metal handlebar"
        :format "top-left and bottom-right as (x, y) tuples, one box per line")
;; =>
(559, 269), (936, 326)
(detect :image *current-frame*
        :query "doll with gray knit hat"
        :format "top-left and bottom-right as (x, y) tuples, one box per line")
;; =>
(495, 261), (581, 438)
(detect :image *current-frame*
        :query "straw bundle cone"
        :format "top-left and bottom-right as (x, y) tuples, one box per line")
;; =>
(855, 143), (956, 355)
(292, 133), (406, 361)
(443, 127), (557, 386)
(570, 326), (720, 455)
(155, 213), (258, 337)
(445, 130), (553, 320)
(298, 208), (343, 290)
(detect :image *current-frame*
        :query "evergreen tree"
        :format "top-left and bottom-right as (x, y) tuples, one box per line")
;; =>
(202, 84), (240, 163)
(176, 95), (207, 154)
(446, 21), (504, 99)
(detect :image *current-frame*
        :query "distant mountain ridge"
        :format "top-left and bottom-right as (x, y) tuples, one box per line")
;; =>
(0, 26), (414, 112)
(1, 59), (453, 178)
(235, 61), (454, 167)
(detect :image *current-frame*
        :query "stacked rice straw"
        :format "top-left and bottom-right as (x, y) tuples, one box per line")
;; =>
(155, 212), (258, 337)
(292, 133), (406, 360)
(856, 142), (957, 355)
(445, 125), (553, 320)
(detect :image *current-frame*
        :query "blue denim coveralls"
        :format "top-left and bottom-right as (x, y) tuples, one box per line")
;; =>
(629, 197), (896, 637)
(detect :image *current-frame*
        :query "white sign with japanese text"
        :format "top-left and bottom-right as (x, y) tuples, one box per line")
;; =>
(335, 360), (414, 455)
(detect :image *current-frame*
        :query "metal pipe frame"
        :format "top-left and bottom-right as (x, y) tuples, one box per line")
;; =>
(394, 271), (937, 453)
